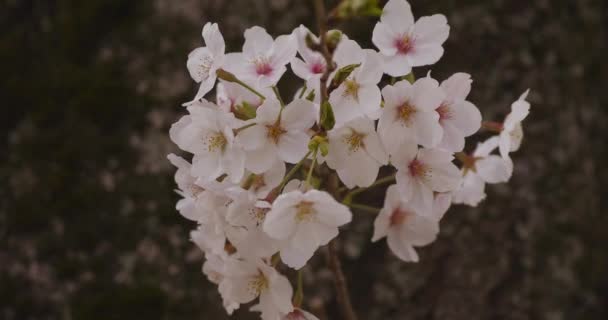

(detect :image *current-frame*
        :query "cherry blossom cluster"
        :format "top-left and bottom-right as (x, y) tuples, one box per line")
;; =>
(168, 0), (530, 319)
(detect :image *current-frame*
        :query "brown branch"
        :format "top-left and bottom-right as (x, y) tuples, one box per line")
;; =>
(326, 240), (358, 320)
(313, 0), (336, 104)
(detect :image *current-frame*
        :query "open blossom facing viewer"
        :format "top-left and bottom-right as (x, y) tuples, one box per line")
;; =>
(378, 77), (444, 153)
(372, 185), (439, 262)
(225, 26), (297, 88)
(263, 189), (352, 269)
(325, 117), (388, 188)
(329, 41), (384, 124)
(169, 2), (531, 318)
(372, 0), (449, 77)
(223, 258), (293, 319)
(237, 98), (316, 174)
(187, 22), (226, 101)
(435, 73), (482, 152)
(170, 101), (245, 183)
(393, 143), (461, 212)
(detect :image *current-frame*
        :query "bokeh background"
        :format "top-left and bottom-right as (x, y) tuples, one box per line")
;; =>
(2, 0), (607, 319)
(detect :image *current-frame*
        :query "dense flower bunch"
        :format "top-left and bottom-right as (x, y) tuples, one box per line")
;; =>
(168, 0), (530, 319)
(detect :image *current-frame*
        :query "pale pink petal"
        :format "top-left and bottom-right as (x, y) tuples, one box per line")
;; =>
(438, 121), (465, 152)
(382, 54), (412, 77)
(281, 99), (317, 131)
(263, 207), (297, 240)
(408, 44), (444, 67)
(246, 144), (279, 174)
(291, 58), (313, 81)
(387, 230), (419, 262)
(278, 132), (310, 163)
(411, 77), (444, 111)
(372, 209), (391, 242)
(271, 34), (297, 66)
(412, 14), (449, 46)
(380, 0), (414, 34)
(451, 100), (481, 136)
(413, 111), (442, 147)
(440, 72), (472, 101)
(243, 26), (274, 57)
(476, 155), (512, 183)
(237, 124), (267, 151)
(372, 22), (398, 55)
(202, 22), (225, 57)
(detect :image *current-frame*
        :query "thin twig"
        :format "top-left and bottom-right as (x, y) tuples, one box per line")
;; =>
(342, 174), (395, 204)
(313, 0), (335, 104)
(326, 241), (358, 320)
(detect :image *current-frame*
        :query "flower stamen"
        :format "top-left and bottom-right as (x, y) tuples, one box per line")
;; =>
(204, 132), (228, 152)
(295, 201), (315, 222)
(266, 123), (286, 144)
(397, 101), (417, 125)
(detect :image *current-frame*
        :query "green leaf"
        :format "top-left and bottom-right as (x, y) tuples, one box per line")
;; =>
(305, 90), (316, 102)
(330, 63), (360, 89)
(320, 101), (336, 131)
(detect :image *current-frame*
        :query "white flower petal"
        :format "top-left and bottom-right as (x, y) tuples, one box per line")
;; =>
(412, 14), (449, 46)
(440, 72), (472, 101)
(380, 0), (414, 34)
(278, 132), (310, 164)
(451, 100), (482, 136)
(372, 22), (398, 55)
(387, 230), (419, 262)
(243, 26), (274, 57)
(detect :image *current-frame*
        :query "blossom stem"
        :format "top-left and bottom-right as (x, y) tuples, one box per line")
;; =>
(272, 86), (285, 108)
(306, 148), (318, 187)
(217, 69), (266, 100)
(326, 241), (358, 320)
(313, 0), (336, 104)
(342, 174), (395, 205)
(403, 71), (416, 84)
(298, 84), (308, 99)
(347, 203), (380, 214)
(277, 150), (313, 192)
(293, 269), (304, 307)
(233, 122), (256, 134)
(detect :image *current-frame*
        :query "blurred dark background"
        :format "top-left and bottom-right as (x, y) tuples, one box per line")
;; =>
(1, 0), (607, 319)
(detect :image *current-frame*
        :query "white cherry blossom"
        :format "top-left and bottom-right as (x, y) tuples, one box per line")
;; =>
(436, 73), (482, 152)
(263, 190), (352, 269)
(499, 90), (530, 158)
(392, 143), (461, 212)
(237, 98), (316, 174)
(202, 252), (241, 314)
(378, 77), (444, 153)
(325, 117), (388, 188)
(372, 185), (439, 262)
(226, 199), (279, 259)
(372, 0), (449, 76)
(291, 25), (327, 92)
(169, 101), (246, 183)
(224, 26), (297, 88)
(167, 153), (206, 220)
(187, 22), (226, 100)
(452, 137), (513, 206)
(223, 258), (293, 320)
(329, 44), (384, 124)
